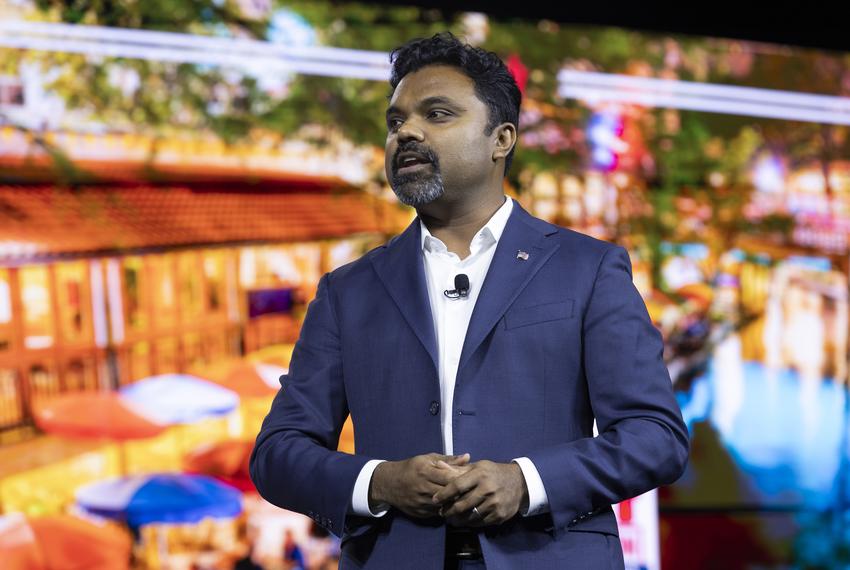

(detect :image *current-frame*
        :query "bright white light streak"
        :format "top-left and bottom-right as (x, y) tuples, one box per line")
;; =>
(558, 85), (850, 126)
(0, 21), (391, 66)
(7, 22), (850, 124)
(558, 70), (850, 112)
(0, 35), (391, 81)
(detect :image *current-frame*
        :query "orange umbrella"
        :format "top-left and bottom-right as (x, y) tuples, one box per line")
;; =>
(217, 363), (285, 398)
(33, 392), (166, 440)
(33, 392), (168, 474)
(0, 513), (132, 570)
(183, 439), (255, 493)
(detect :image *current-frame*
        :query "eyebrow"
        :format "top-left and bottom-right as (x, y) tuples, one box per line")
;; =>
(386, 96), (465, 119)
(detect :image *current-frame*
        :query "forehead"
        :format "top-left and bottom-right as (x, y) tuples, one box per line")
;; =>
(389, 64), (479, 108)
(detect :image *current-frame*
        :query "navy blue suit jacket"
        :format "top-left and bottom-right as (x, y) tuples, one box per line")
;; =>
(250, 200), (689, 569)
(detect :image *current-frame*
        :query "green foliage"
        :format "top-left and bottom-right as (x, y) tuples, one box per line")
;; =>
(5, 0), (845, 276)
(33, 0), (267, 36)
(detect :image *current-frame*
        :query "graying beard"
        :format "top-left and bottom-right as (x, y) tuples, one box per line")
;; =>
(391, 171), (445, 207)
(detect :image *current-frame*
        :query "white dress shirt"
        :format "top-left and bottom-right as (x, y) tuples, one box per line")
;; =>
(351, 197), (550, 517)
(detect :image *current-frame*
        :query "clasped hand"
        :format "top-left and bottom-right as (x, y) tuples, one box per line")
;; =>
(369, 453), (529, 527)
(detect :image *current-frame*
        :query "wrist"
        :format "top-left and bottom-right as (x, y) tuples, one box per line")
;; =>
(369, 461), (393, 508)
(512, 463), (529, 513)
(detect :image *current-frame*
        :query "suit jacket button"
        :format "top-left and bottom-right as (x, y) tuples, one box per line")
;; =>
(429, 401), (440, 415)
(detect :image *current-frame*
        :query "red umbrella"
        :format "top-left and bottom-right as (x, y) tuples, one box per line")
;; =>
(33, 392), (167, 473)
(183, 439), (255, 493)
(0, 512), (132, 570)
(33, 392), (166, 440)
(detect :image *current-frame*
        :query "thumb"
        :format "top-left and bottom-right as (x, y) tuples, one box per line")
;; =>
(446, 453), (471, 465)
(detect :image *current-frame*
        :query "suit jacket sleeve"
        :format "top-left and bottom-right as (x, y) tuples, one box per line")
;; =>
(526, 245), (690, 533)
(249, 273), (371, 537)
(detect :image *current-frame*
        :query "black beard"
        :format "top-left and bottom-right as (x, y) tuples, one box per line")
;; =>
(389, 146), (444, 207)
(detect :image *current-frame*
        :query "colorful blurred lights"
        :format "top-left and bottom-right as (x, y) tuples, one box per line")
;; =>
(753, 155), (785, 193)
(0, 240), (39, 258)
(588, 112), (627, 171)
(794, 171), (826, 194)
(592, 147), (617, 170)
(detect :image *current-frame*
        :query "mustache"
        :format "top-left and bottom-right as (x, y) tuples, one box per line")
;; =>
(392, 143), (439, 173)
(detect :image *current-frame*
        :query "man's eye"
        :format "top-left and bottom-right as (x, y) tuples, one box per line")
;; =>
(428, 110), (451, 119)
(387, 118), (403, 131)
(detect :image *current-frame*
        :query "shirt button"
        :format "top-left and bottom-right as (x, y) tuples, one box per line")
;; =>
(429, 401), (440, 415)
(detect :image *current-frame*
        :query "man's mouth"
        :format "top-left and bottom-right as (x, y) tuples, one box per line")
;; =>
(395, 151), (433, 174)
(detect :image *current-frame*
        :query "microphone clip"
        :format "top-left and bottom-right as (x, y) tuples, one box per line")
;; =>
(443, 288), (468, 299)
(444, 274), (470, 299)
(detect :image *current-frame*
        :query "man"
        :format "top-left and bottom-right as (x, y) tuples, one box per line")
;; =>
(250, 32), (689, 569)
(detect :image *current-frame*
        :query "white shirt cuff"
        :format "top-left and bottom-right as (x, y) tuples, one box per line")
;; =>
(351, 459), (389, 517)
(512, 457), (550, 516)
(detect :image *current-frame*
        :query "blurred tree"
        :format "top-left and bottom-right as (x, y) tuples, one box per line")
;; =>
(0, 0), (840, 275)
(33, 0), (267, 36)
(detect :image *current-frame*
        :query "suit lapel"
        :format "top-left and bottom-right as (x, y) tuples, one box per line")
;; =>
(459, 201), (561, 372)
(368, 201), (560, 376)
(369, 220), (439, 373)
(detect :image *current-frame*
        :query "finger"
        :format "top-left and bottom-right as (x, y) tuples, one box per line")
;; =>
(429, 454), (469, 469)
(444, 453), (471, 465)
(441, 490), (486, 519)
(451, 500), (492, 528)
(474, 496), (499, 526)
(425, 453), (444, 466)
(423, 459), (470, 486)
(432, 470), (480, 504)
(432, 460), (468, 476)
(441, 498), (478, 519)
(425, 465), (461, 486)
(412, 495), (444, 512)
(417, 482), (444, 497)
(436, 460), (472, 475)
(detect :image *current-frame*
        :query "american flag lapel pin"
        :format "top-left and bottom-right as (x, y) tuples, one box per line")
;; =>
(516, 250), (529, 261)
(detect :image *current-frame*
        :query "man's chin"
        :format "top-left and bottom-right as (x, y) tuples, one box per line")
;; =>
(394, 192), (437, 207)
(390, 179), (444, 208)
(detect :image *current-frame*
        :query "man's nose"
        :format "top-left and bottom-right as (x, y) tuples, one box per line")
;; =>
(397, 120), (425, 143)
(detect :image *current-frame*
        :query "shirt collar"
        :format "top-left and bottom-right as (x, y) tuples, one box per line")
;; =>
(419, 196), (513, 253)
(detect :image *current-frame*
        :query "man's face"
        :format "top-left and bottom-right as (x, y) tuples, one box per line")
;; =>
(385, 65), (495, 208)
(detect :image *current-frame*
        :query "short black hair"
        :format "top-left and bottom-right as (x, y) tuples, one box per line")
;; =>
(389, 32), (521, 176)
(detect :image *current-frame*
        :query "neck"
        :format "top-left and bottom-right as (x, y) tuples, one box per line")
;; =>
(418, 193), (507, 258)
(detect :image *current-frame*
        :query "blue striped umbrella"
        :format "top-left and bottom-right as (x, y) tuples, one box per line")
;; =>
(75, 473), (243, 529)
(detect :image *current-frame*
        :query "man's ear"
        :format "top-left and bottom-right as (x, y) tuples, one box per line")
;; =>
(492, 123), (517, 162)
